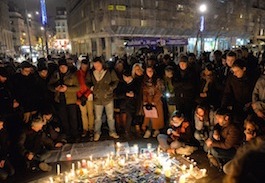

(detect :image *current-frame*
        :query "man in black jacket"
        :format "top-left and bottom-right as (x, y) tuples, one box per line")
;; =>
(0, 118), (15, 180)
(18, 117), (52, 172)
(10, 61), (38, 123)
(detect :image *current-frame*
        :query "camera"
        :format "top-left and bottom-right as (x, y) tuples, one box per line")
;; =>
(144, 103), (154, 110)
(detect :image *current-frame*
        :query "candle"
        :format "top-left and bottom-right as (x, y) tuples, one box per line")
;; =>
(189, 164), (194, 172)
(66, 154), (72, 161)
(179, 174), (186, 183)
(72, 163), (75, 171)
(126, 153), (128, 160)
(116, 142), (121, 147)
(56, 164), (60, 175)
(201, 168), (207, 176)
(147, 143), (152, 149)
(81, 159), (87, 168)
(164, 169), (171, 178)
(64, 174), (69, 183)
(90, 155), (93, 161)
(77, 161), (81, 169)
(49, 177), (53, 183)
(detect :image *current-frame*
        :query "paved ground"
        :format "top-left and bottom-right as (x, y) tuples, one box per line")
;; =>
(4, 132), (224, 183)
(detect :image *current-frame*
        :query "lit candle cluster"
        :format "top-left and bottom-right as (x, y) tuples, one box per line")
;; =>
(45, 143), (207, 183)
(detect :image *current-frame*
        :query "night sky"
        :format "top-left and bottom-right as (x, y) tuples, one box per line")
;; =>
(10, 0), (67, 25)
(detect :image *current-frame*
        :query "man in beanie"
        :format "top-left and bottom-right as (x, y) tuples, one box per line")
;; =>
(10, 61), (38, 123)
(18, 116), (52, 172)
(34, 61), (52, 110)
(76, 59), (94, 140)
(174, 55), (197, 120)
(86, 57), (119, 141)
(48, 58), (80, 142)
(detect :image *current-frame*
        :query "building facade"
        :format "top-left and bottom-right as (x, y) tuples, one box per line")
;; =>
(67, 0), (265, 59)
(53, 7), (70, 52)
(0, 0), (14, 55)
(9, 11), (27, 53)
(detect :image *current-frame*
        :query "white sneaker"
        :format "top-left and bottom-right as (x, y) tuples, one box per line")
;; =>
(143, 130), (151, 139)
(152, 130), (160, 137)
(109, 132), (119, 139)
(94, 133), (100, 141)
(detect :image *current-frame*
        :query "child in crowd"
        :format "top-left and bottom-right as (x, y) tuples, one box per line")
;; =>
(194, 103), (215, 146)
(157, 110), (193, 154)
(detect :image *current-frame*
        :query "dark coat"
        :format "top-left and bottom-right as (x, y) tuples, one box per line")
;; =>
(86, 69), (119, 105)
(0, 129), (9, 160)
(212, 123), (241, 149)
(18, 128), (46, 157)
(222, 74), (254, 110)
(0, 82), (14, 115)
(10, 73), (39, 112)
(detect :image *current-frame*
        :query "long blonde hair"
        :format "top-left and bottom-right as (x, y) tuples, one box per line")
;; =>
(131, 63), (144, 78)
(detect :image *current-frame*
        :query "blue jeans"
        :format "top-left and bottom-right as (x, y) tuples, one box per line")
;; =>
(204, 145), (236, 161)
(157, 134), (183, 151)
(94, 100), (116, 134)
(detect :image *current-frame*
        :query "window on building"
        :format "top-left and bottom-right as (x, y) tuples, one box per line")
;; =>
(62, 28), (65, 32)
(62, 22), (65, 26)
(57, 28), (60, 32)
(155, 1), (159, 8)
(141, 19), (146, 26)
(176, 4), (184, 11)
(111, 19), (116, 25)
(92, 20), (95, 32)
(57, 22), (60, 26)
(260, 28), (264, 36)
(63, 34), (66, 39)
(141, 0), (144, 8)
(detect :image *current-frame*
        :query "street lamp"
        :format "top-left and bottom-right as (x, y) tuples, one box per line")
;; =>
(199, 4), (207, 13)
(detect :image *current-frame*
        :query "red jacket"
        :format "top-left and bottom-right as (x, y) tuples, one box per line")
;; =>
(77, 69), (92, 98)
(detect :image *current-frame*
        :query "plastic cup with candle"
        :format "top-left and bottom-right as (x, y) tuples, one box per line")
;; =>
(56, 164), (60, 175)
(147, 143), (152, 149)
(81, 159), (87, 168)
(66, 154), (72, 161)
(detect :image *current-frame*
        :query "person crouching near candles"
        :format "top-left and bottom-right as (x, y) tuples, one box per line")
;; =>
(157, 110), (193, 154)
(40, 108), (67, 149)
(194, 103), (215, 147)
(0, 117), (15, 181)
(18, 116), (52, 172)
(205, 108), (241, 170)
(223, 115), (261, 174)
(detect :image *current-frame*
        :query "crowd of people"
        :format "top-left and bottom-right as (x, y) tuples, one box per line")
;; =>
(0, 47), (265, 181)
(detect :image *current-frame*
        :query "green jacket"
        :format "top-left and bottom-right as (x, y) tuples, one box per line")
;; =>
(48, 70), (80, 104)
(86, 69), (119, 105)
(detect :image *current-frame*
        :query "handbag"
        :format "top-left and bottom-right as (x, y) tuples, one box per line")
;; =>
(143, 104), (158, 118)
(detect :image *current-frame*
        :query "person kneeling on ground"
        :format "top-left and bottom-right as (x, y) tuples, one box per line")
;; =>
(223, 115), (261, 174)
(18, 116), (52, 172)
(157, 110), (193, 154)
(40, 108), (67, 149)
(205, 108), (242, 169)
(0, 117), (15, 180)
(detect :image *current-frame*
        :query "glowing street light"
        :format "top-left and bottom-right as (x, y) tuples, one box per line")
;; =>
(35, 11), (39, 15)
(27, 13), (32, 18)
(40, 26), (44, 31)
(199, 4), (207, 13)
